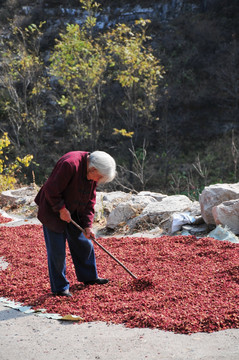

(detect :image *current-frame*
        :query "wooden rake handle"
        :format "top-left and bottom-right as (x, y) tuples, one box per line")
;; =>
(70, 219), (137, 279)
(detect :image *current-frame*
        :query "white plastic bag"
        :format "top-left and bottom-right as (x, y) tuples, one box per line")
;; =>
(171, 212), (195, 233)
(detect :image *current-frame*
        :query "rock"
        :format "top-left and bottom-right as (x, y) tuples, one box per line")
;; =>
(102, 191), (132, 203)
(207, 225), (239, 243)
(212, 198), (239, 234)
(94, 192), (107, 221)
(199, 183), (239, 224)
(94, 191), (132, 222)
(0, 186), (38, 206)
(106, 202), (137, 229)
(3, 183), (239, 238)
(181, 223), (209, 235)
(106, 195), (157, 229)
(131, 194), (158, 207)
(189, 201), (202, 217)
(137, 191), (167, 201)
(127, 195), (193, 232)
(143, 195), (193, 217)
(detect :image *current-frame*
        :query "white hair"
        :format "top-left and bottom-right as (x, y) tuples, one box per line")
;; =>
(88, 151), (116, 184)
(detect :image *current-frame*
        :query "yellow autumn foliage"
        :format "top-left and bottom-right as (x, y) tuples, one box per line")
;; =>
(0, 133), (33, 192)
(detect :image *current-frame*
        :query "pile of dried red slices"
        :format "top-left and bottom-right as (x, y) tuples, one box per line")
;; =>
(0, 223), (238, 334)
(0, 213), (12, 223)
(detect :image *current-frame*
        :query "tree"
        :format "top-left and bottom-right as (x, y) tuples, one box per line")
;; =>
(49, 1), (107, 149)
(102, 19), (164, 188)
(49, 1), (164, 152)
(0, 132), (33, 191)
(49, 24), (107, 148)
(104, 19), (164, 139)
(0, 22), (48, 154)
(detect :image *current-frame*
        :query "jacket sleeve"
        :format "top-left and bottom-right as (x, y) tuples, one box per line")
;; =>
(79, 184), (97, 229)
(43, 161), (74, 212)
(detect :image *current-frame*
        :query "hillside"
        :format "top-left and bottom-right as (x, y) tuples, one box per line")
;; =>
(0, 0), (239, 195)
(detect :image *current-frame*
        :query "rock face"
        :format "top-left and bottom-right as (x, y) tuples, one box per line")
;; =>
(199, 183), (239, 224)
(19, 1), (197, 32)
(212, 199), (239, 234)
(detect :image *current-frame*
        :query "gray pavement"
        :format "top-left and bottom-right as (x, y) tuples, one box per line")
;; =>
(0, 302), (239, 360)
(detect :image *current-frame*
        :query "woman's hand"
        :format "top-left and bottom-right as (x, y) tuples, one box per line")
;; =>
(59, 207), (71, 223)
(84, 227), (95, 239)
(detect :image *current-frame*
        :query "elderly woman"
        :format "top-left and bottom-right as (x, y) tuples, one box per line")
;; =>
(35, 151), (116, 297)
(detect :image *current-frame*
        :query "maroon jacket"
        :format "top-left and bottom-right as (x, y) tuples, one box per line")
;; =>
(35, 151), (97, 233)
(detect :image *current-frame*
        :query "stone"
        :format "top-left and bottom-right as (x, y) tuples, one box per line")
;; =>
(0, 186), (38, 206)
(106, 194), (158, 229)
(181, 223), (209, 235)
(199, 183), (239, 224)
(207, 225), (239, 243)
(106, 202), (137, 229)
(142, 195), (193, 218)
(131, 194), (157, 207)
(212, 198), (239, 234)
(137, 191), (167, 201)
(102, 191), (132, 203)
(95, 191), (132, 222)
(127, 195), (193, 232)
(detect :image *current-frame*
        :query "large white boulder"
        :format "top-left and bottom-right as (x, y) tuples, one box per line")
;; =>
(131, 194), (158, 206)
(0, 186), (37, 206)
(101, 191), (132, 203)
(212, 199), (239, 234)
(127, 195), (193, 232)
(106, 202), (137, 229)
(199, 183), (239, 224)
(94, 191), (132, 221)
(137, 191), (167, 201)
(106, 195), (157, 229)
(142, 195), (193, 218)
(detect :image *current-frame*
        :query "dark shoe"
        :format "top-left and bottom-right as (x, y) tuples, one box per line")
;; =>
(54, 289), (72, 297)
(84, 278), (109, 285)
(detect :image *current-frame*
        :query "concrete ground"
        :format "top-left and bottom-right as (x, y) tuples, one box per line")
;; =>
(0, 302), (239, 360)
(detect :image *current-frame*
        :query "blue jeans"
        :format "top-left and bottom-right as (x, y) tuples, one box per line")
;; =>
(43, 223), (98, 293)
